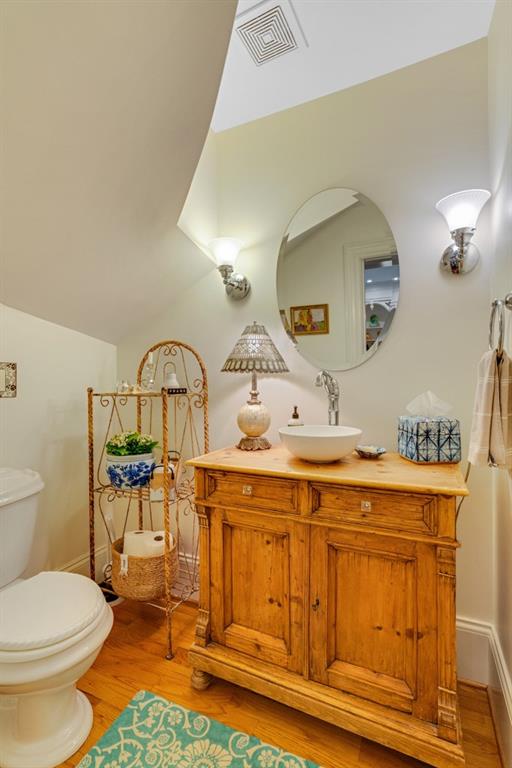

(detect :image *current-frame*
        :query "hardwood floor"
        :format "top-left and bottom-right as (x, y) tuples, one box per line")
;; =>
(62, 601), (502, 768)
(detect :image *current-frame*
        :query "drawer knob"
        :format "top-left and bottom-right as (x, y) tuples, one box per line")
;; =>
(312, 598), (320, 611)
(361, 500), (372, 512)
(242, 485), (253, 496)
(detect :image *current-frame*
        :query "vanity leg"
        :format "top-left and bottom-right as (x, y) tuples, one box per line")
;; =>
(191, 668), (213, 691)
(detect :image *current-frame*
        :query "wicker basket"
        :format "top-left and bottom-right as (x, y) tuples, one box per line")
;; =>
(111, 535), (178, 601)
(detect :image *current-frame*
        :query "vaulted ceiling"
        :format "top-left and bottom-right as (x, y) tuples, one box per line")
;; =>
(212, 0), (495, 131)
(0, 0), (235, 342)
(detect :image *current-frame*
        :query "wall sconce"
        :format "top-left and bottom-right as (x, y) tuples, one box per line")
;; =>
(435, 189), (491, 274)
(209, 238), (251, 300)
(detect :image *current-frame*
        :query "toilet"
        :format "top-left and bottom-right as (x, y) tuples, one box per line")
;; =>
(0, 468), (113, 768)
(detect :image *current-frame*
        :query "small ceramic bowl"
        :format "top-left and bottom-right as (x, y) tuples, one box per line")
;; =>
(355, 444), (386, 460)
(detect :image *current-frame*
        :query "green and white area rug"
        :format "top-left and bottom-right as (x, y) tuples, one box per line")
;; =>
(78, 690), (320, 768)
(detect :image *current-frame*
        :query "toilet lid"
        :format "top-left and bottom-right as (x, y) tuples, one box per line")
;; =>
(0, 572), (105, 651)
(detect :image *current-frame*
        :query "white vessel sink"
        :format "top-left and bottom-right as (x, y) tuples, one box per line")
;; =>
(279, 425), (363, 464)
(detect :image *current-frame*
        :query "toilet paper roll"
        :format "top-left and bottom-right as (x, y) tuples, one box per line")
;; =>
(123, 530), (171, 557)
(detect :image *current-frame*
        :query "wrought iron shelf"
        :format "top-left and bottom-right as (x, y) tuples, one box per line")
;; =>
(87, 340), (209, 659)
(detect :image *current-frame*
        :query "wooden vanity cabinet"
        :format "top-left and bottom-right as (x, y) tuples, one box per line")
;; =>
(188, 447), (468, 768)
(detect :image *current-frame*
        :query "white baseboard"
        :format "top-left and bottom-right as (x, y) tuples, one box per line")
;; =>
(58, 544), (109, 579)
(59, 546), (198, 598)
(457, 616), (494, 683)
(457, 615), (512, 765)
(488, 626), (512, 766)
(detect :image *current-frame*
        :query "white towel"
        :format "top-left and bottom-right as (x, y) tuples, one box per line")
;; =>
(468, 349), (512, 469)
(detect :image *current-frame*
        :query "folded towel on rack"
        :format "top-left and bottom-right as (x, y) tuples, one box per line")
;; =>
(468, 349), (512, 469)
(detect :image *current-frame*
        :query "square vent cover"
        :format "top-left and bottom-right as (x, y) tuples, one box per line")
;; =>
(237, 5), (298, 66)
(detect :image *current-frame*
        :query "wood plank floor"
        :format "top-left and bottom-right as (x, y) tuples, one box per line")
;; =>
(62, 601), (502, 767)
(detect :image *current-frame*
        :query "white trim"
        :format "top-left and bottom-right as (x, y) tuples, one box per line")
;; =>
(488, 624), (512, 724)
(457, 616), (492, 683)
(456, 616), (512, 732)
(60, 546), (199, 599)
(58, 545), (109, 578)
(343, 238), (397, 366)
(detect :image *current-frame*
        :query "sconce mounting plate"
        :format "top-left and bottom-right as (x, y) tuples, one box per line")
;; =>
(440, 227), (479, 275)
(218, 265), (251, 300)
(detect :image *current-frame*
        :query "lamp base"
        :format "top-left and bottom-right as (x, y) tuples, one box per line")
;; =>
(235, 373), (272, 450)
(236, 436), (271, 451)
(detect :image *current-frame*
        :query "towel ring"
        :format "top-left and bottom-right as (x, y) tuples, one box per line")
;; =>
(489, 299), (504, 356)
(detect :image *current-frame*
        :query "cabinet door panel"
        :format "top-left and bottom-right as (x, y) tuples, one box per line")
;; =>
(210, 508), (305, 672)
(310, 527), (437, 720)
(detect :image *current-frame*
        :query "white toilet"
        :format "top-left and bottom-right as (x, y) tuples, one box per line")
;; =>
(0, 468), (113, 768)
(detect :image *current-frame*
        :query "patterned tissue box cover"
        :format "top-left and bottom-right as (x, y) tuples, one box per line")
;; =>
(398, 416), (461, 464)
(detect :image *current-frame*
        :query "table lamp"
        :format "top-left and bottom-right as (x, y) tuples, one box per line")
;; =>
(222, 321), (289, 450)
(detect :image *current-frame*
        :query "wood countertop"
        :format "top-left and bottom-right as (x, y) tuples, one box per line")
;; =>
(187, 445), (469, 497)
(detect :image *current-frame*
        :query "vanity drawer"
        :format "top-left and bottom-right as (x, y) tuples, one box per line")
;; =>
(205, 471), (299, 514)
(311, 484), (438, 536)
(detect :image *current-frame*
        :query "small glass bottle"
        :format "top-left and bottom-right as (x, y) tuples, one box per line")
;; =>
(141, 352), (156, 391)
(288, 406), (304, 426)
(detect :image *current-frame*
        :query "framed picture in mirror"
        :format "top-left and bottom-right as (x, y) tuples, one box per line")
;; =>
(290, 304), (329, 335)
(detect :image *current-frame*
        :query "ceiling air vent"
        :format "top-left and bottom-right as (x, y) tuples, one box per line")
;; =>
(237, 5), (298, 66)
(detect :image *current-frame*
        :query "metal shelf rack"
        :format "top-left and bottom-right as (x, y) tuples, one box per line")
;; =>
(87, 341), (208, 658)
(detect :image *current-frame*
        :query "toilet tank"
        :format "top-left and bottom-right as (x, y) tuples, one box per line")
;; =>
(0, 468), (44, 588)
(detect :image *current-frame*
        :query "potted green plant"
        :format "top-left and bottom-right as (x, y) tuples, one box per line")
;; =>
(105, 432), (158, 490)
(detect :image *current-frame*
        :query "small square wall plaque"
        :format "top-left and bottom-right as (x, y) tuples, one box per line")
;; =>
(0, 363), (17, 397)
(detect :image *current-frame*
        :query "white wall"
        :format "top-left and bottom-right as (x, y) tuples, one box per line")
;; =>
(118, 41), (494, 632)
(487, 0), (512, 759)
(0, 304), (116, 575)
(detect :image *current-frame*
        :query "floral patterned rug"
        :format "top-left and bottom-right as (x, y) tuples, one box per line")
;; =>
(78, 690), (320, 768)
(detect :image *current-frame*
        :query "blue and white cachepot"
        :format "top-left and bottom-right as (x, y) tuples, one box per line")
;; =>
(106, 453), (155, 490)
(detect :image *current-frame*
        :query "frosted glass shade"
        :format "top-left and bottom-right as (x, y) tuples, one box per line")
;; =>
(209, 238), (241, 267)
(435, 189), (490, 231)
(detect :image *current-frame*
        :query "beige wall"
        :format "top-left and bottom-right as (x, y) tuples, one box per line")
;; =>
(488, 0), (512, 759)
(118, 41), (494, 634)
(0, 304), (116, 575)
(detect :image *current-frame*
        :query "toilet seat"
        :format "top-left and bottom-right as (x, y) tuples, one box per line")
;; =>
(0, 572), (105, 659)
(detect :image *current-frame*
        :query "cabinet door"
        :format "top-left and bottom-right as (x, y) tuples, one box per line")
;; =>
(210, 507), (305, 673)
(310, 526), (438, 721)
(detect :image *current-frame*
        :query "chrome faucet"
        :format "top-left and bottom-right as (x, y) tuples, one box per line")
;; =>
(315, 370), (340, 426)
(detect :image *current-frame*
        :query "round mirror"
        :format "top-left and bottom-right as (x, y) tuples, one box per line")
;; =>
(277, 188), (399, 371)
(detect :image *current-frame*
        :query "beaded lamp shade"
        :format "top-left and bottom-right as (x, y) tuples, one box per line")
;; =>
(222, 322), (288, 450)
(221, 322), (289, 374)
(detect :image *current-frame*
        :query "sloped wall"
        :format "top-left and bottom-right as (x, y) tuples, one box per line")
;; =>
(0, 0), (235, 342)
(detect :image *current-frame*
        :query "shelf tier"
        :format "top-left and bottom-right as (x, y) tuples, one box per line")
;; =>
(93, 481), (195, 504)
(92, 390), (202, 399)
